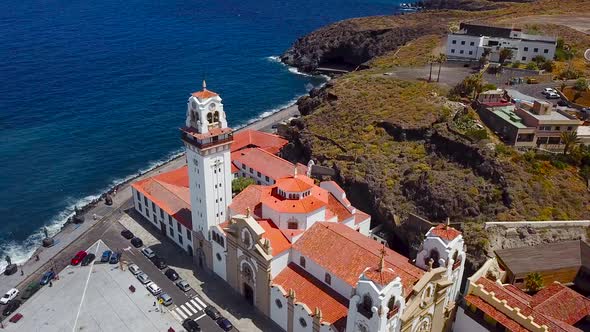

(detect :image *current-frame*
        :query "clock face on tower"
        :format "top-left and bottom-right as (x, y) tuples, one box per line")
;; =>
(209, 103), (216, 111)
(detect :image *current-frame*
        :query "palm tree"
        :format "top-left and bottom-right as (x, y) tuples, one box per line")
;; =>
(499, 48), (514, 65)
(436, 53), (447, 82)
(466, 74), (484, 99)
(561, 130), (581, 155)
(428, 55), (437, 82)
(525, 272), (544, 293)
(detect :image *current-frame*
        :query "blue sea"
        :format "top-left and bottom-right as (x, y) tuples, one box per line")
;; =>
(0, 0), (401, 270)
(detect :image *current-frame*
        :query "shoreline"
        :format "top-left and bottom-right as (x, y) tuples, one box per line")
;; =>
(0, 98), (303, 274)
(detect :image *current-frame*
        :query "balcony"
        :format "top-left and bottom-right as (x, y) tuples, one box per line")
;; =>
(181, 132), (233, 150)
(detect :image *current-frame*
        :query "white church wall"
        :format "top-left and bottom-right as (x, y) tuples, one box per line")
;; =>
(293, 304), (313, 332)
(357, 219), (371, 236)
(291, 250), (352, 299)
(270, 250), (289, 278)
(270, 287), (288, 331)
(212, 238), (227, 281)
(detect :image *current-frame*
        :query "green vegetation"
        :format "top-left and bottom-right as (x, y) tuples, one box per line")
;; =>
(525, 272), (544, 293)
(232, 177), (256, 194)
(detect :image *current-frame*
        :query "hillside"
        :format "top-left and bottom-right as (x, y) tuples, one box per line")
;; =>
(281, 0), (590, 266)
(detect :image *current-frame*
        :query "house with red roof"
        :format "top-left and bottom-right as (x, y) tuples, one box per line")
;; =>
(455, 251), (590, 332)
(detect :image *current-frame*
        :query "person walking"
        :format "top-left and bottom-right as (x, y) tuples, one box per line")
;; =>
(35, 254), (40, 261)
(49, 281), (53, 287)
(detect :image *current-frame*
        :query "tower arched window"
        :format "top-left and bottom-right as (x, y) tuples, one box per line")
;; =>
(299, 256), (306, 268)
(213, 111), (220, 122)
(324, 273), (331, 285)
(358, 294), (373, 318)
(207, 112), (213, 123)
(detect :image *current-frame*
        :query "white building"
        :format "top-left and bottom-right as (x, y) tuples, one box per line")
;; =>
(447, 23), (557, 63)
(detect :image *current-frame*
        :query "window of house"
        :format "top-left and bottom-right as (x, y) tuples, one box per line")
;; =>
(186, 231), (191, 241)
(555, 126), (560, 131)
(461, 40), (465, 45)
(288, 221), (298, 229)
(299, 318), (307, 328)
(143, 196), (148, 205)
(216, 253), (222, 261)
(524, 47), (529, 51)
(177, 221), (181, 232)
(324, 273), (331, 285)
(135, 191), (140, 201)
(257, 171), (261, 177)
(300, 256), (306, 268)
(470, 41), (475, 46)
(548, 137), (560, 144)
(451, 49), (455, 54)
(249, 167), (254, 173)
(178, 233), (183, 244)
(241, 164), (246, 169)
(169, 227), (173, 236)
(275, 299), (283, 308)
(160, 209), (164, 219)
(152, 203), (156, 212)
(469, 51), (473, 55)
(459, 50), (464, 54)
(567, 126), (573, 131)
(544, 49), (549, 54)
(534, 48), (538, 53)
(452, 40), (456, 44)
(522, 56), (526, 61)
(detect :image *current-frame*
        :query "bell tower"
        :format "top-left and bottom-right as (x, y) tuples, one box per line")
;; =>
(181, 81), (233, 239)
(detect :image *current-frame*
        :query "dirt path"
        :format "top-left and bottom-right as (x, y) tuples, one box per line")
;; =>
(496, 15), (590, 35)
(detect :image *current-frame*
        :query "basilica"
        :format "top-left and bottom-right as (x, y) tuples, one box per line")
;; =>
(131, 82), (466, 332)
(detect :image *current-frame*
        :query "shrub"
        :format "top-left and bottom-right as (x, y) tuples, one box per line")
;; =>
(232, 177), (256, 194)
(466, 129), (488, 141)
(482, 83), (497, 91)
(550, 159), (567, 169)
(526, 62), (539, 70)
(511, 61), (521, 68)
(559, 69), (582, 80)
(575, 77), (588, 91)
(540, 60), (554, 72)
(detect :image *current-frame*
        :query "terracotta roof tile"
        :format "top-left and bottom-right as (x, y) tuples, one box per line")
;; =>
(353, 210), (371, 225)
(275, 176), (314, 192)
(273, 263), (349, 326)
(231, 130), (288, 153)
(257, 219), (292, 255)
(132, 166), (192, 229)
(228, 185), (269, 217)
(231, 148), (307, 181)
(430, 224), (462, 241)
(326, 194), (352, 221)
(181, 126), (232, 140)
(191, 89), (219, 100)
(464, 295), (530, 332)
(293, 223), (424, 295)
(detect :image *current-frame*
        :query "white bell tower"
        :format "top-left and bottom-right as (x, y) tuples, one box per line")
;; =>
(181, 81), (233, 237)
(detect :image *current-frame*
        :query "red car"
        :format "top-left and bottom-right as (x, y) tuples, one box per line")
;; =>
(71, 250), (88, 265)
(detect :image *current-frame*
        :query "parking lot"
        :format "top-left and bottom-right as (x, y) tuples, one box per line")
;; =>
(1, 240), (183, 332)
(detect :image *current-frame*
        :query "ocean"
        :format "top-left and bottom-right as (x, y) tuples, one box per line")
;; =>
(0, 0), (400, 271)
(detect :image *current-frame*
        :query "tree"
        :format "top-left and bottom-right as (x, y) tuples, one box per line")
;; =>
(574, 77), (588, 91)
(561, 131), (581, 155)
(526, 62), (539, 70)
(499, 48), (514, 64)
(232, 177), (256, 194)
(525, 272), (544, 292)
(436, 53), (447, 82)
(532, 55), (546, 64)
(540, 60), (554, 72)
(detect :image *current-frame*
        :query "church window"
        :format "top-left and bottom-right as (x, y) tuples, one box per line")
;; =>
(186, 231), (191, 241)
(426, 249), (440, 268)
(299, 256), (306, 268)
(178, 233), (183, 244)
(135, 191), (140, 201)
(216, 253), (222, 261)
(213, 111), (220, 123)
(143, 196), (148, 205)
(358, 294), (373, 318)
(242, 231), (252, 248)
(241, 164), (246, 169)
(249, 167), (254, 173)
(242, 263), (253, 283)
(152, 203), (156, 213)
(324, 273), (331, 285)
(207, 112), (213, 123)
(288, 222), (298, 230)
(299, 318), (307, 328)
(265, 176), (269, 182)
(275, 299), (283, 308)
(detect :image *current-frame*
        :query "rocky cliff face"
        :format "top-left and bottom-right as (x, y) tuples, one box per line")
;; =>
(280, 12), (456, 73)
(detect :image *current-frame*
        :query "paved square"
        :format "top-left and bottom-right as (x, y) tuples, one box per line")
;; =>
(2, 240), (182, 332)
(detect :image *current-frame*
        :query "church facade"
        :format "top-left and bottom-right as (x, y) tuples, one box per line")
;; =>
(131, 83), (466, 332)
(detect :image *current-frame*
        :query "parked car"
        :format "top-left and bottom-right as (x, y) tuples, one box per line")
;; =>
(81, 253), (96, 266)
(204, 306), (221, 320)
(109, 252), (121, 264)
(101, 250), (112, 262)
(150, 256), (167, 270)
(71, 250), (88, 266)
(0, 289), (19, 305)
(157, 293), (173, 306)
(217, 317), (233, 331)
(557, 99), (568, 106)
(128, 264), (141, 275)
(182, 319), (201, 332)
(146, 282), (161, 296)
(136, 272), (151, 285)
(527, 78), (538, 84)
(40, 271), (55, 285)
(176, 280), (191, 292)
(542, 87), (557, 95)
(3, 264), (17, 276)
(130, 237), (143, 248)
(121, 229), (134, 239)
(21, 282), (40, 300)
(141, 247), (156, 259)
(164, 268), (179, 281)
(546, 92), (560, 99)
(2, 300), (21, 316)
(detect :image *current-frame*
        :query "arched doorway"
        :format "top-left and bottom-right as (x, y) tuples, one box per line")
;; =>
(196, 248), (205, 268)
(243, 283), (254, 305)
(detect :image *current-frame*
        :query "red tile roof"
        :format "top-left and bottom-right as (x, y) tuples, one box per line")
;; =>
(257, 219), (292, 255)
(232, 130), (288, 153)
(273, 263), (349, 326)
(231, 148), (307, 181)
(191, 88), (219, 100)
(353, 210), (371, 225)
(464, 295), (530, 332)
(261, 185), (328, 214)
(275, 176), (314, 192)
(293, 223), (424, 294)
(132, 166), (192, 229)
(228, 185), (269, 216)
(181, 126), (232, 140)
(325, 194), (352, 221)
(430, 224), (462, 241)
(473, 277), (590, 332)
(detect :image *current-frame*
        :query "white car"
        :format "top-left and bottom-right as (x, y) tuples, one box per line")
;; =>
(136, 272), (151, 285)
(141, 247), (156, 259)
(546, 92), (560, 99)
(176, 279), (191, 292)
(542, 87), (557, 95)
(0, 288), (19, 304)
(146, 282), (161, 296)
(128, 264), (141, 275)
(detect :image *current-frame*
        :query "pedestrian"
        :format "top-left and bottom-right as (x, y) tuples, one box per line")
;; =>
(20, 269), (24, 276)
(36, 254), (40, 261)
(49, 281), (53, 287)
(153, 301), (156, 307)
(93, 213), (97, 220)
